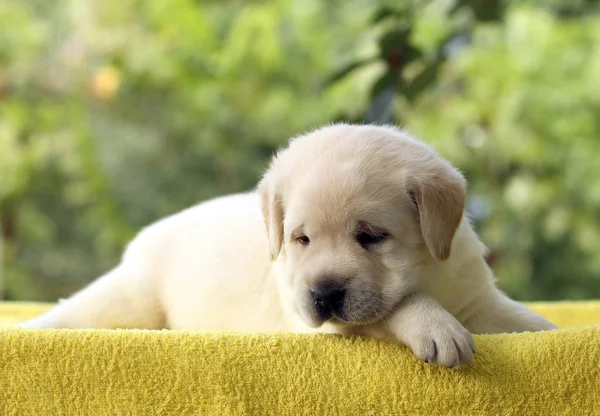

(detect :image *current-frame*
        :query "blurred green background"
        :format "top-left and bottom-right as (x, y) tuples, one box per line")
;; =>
(1, 0), (600, 302)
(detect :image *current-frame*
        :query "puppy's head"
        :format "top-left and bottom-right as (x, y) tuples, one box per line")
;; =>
(258, 124), (466, 327)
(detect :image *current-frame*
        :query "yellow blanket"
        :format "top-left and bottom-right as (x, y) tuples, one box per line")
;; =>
(1, 301), (599, 415)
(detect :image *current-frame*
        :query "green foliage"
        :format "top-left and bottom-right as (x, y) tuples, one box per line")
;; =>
(0, 0), (371, 300)
(1, 0), (599, 301)
(336, 1), (600, 300)
(413, 8), (600, 300)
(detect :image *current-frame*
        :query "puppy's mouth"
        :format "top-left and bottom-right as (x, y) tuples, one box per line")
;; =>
(304, 289), (386, 327)
(315, 306), (347, 324)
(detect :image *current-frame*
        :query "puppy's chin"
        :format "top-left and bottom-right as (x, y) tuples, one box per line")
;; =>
(296, 302), (328, 328)
(300, 311), (386, 329)
(295, 301), (350, 328)
(295, 297), (388, 329)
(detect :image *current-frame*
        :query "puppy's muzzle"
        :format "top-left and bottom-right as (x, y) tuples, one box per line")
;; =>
(310, 281), (346, 321)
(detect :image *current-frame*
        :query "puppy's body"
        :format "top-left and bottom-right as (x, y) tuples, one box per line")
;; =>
(22, 124), (556, 367)
(24, 193), (292, 332)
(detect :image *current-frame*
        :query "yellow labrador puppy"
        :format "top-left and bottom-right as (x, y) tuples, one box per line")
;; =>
(21, 124), (556, 367)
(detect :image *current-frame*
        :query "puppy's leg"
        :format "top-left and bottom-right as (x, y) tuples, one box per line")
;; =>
(20, 264), (165, 329)
(383, 292), (476, 367)
(463, 292), (557, 335)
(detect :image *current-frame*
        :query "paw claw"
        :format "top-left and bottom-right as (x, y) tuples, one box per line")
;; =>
(407, 323), (475, 367)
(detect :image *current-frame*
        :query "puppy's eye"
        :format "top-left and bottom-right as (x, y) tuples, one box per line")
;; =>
(356, 231), (388, 248)
(296, 235), (310, 245)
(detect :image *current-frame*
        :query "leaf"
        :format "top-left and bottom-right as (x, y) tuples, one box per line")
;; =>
(371, 2), (422, 24)
(322, 57), (377, 88)
(405, 45), (423, 62)
(370, 70), (397, 99)
(401, 60), (441, 102)
(371, 6), (403, 24)
(378, 29), (411, 57)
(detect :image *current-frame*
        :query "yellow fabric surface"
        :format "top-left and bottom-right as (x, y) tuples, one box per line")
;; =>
(1, 301), (599, 415)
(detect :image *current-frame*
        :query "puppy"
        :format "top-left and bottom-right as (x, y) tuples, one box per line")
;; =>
(21, 124), (556, 367)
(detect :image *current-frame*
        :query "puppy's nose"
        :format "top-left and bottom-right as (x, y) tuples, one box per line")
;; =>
(311, 282), (346, 318)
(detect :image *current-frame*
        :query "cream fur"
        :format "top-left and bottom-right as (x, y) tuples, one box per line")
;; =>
(21, 124), (556, 367)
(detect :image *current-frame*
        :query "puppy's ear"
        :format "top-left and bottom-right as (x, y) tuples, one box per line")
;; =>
(258, 173), (284, 261)
(408, 163), (466, 261)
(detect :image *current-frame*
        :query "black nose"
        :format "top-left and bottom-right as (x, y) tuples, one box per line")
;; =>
(311, 282), (346, 318)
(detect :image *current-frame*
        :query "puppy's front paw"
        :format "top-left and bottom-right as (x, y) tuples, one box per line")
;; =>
(385, 293), (476, 368)
(407, 320), (475, 368)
